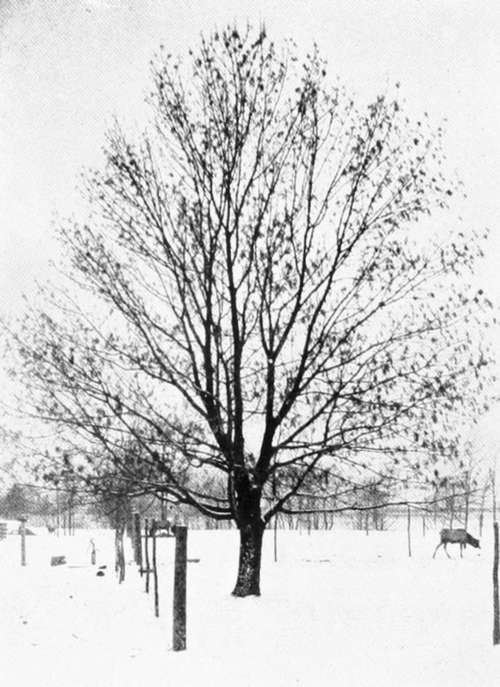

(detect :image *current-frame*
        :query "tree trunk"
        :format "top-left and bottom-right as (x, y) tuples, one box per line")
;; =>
(232, 521), (265, 597)
(115, 524), (125, 583)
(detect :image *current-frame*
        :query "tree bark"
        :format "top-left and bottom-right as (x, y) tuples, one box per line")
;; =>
(115, 523), (125, 583)
(232, 521), (265, 597)
(133, 512), (142, 570)
(173, 526), (188, 650)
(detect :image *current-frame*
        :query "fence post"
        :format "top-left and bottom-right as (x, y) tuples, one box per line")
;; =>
(144, 518), (150, 593)
(407, 505), (412, 558)
(273, 514), (278, 563)
(493, 521), (499, 645)
(152, 520), (159, 617)
(173, 525), (187, 651)
(19, 517), (27, 566)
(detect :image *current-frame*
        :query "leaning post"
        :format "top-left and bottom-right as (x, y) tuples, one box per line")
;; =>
(173, 525), (188, 651)
(19, 517), (27, 566)
(144, 517), (150, 593)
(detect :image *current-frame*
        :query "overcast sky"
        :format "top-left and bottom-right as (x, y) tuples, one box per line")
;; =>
(1, 0), (500, 444)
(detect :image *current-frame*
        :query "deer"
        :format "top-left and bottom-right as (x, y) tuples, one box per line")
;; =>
(432, 528), (480, 558)
(149, 519), (174, 537)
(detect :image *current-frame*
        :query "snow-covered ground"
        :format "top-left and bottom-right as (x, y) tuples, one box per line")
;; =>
(1, 523), (499, 687)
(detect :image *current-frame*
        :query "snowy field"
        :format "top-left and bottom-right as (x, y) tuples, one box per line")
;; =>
(1, 523), (499, 687)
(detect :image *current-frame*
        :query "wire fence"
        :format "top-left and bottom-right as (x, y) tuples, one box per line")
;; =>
(0, 480), (490, 538)
(0, 482), (99, 533)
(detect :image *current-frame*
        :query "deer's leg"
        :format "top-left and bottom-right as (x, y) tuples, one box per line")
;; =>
(444, 543), (451, 558)
(460, 543), (463, 558)
(432, 542), (442, 558)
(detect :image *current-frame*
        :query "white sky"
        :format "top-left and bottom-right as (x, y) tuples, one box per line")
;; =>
(1, 0), (500, 443)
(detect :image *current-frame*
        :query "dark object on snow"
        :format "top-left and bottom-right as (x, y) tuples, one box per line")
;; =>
(96, 570), (105, 577)
(98, 564), (107, 570)
(50, 556), (66, 566)
(433, 528), (480, 558)
(47, 524), (56, 534)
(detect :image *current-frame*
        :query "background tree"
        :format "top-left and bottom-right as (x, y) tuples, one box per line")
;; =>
(8, 25), (493, 596)
(0, 483), (30, 520)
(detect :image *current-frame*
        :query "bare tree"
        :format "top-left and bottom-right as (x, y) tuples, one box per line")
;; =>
(8, 26), (492, 596)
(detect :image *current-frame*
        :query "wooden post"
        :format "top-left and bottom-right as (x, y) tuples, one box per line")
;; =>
(407, 505), (412, 558)
(152, 520), (159, 617)
(19, 517), (26, 566)
(274, 514), (278, 562)
(493, 469), (497, 525)
(493, 521), (500, 645)
(173, 525), (187, 651)
(144, 518), (150, 593)
(133, 512), (142, 570)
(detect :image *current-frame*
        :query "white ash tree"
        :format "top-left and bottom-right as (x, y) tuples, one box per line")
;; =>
(10, 26), (492, 596)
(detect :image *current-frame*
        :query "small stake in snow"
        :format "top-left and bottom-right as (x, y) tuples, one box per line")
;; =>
(19, 517), (27, 566)
(492, 467), (499, 646)
(173, 525), (187, 651)
(493, 521), (499, 645)
(152, 520), (159, 617)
